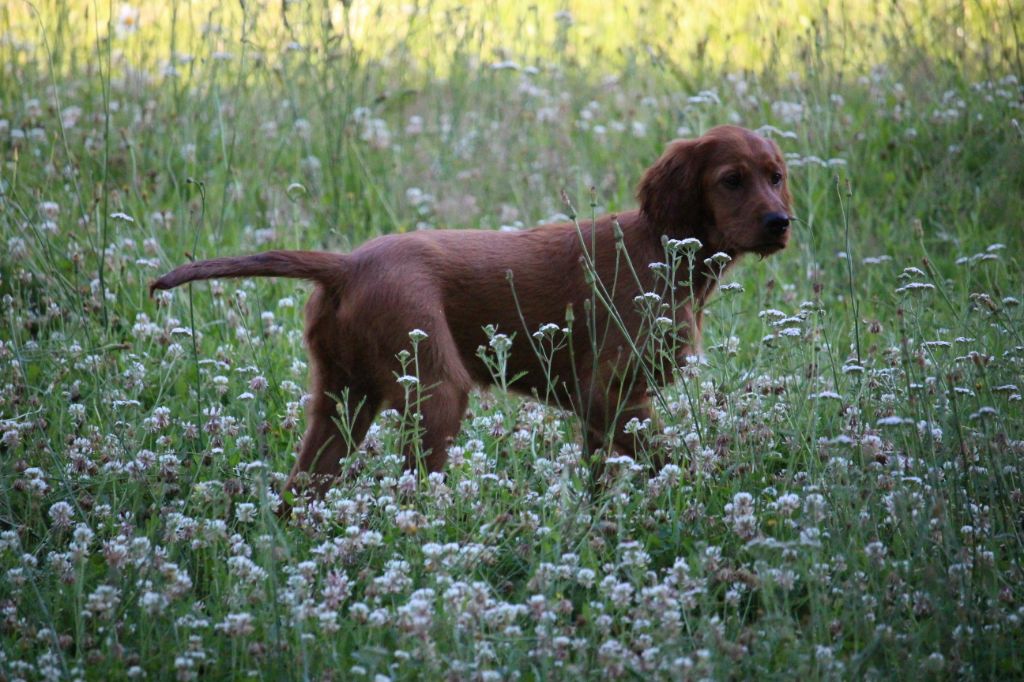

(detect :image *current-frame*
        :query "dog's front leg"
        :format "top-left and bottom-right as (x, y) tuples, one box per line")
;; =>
(581, 386), (654, 481)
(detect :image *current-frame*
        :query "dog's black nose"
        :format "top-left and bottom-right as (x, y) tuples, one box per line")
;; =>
(763, 212), (791, 234)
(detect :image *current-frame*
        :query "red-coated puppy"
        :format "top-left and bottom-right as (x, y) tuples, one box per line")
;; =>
(152, 125), (792, 499)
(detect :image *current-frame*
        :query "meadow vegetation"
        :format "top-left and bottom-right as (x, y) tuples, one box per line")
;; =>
(1, 0), (1022, 678)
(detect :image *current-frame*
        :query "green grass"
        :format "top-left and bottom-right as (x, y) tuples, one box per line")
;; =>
(1, 0), (1023, 679)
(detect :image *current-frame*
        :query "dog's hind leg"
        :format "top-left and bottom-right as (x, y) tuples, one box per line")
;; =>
(414, 380), (470, 473)
(282, 286), (380, 500)
(277, 392), (376, 520)
(397, 322), (472, 475)
(283, 365), (380, 499)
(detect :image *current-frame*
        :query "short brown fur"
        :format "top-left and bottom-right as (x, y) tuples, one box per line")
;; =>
(151, 125), (792, 501)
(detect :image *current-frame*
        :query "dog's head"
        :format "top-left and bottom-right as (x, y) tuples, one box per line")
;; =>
(637, 125), (793, 256)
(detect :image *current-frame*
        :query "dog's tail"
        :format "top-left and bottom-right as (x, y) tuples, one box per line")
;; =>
(150, 250), (348, 295)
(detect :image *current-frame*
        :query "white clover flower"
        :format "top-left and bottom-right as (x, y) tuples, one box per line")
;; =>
(864, 540), (887, 564)
(140, 590), (169, 615)
(969, 406), (998, 420)
(394, 509), (420, 534)
(690, 90), (721, 105)
(212, 375), (229, 395)
(813, 390), (842, 400)
(799, 527), (822, 547)
(896, 282), (936, 294)
(724, 492), (758, 539)
(862, 255), (891, 265)
(924, 652), (946, 672)
(360, 118), (391, 149)
(24, 466), (49, 493)
(0, 531), (20, 553)
(103, 538), (129, 569)
(227, 555), (268, 583)
(490, 60), (521, 71)
(648, 261), (668, 273)
(804, 494), (828, 522)
(665, 237), (702, 254)
(235, 503), (257, 523)
(658, 464), (682, 486)
(533, 322), (561, 339)
(775, 493), (800, 516)
(405, 115), (424, 135)
(488, 333), (512, 353)
(729, 492), (754, 516)
(83, 584), (121, 619)
(215, 612), (255, 637)
(1, 428), (19, 449)
(772, 100), (805, 123)
(898, 267), (928, 280)
(623, 417), (650, 434)
(293, 118), (312, 141)
(703, 251), (732, 267)
(876, 416), (907, 426)
(38, 201), (60, 219)
(48, 501), (75, 529)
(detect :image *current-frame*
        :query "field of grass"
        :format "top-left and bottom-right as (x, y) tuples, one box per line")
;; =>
(1, 0), (1023, 679)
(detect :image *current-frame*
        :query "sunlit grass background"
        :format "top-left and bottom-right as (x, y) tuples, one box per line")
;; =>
(1, 0), (1022, 679)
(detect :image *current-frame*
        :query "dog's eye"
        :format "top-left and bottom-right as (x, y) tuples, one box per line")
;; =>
(722, 173), (742, 189)
(771, 172), (784, 185)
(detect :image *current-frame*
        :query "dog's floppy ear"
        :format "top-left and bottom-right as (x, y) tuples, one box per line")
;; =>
(636, 138), (709, 233)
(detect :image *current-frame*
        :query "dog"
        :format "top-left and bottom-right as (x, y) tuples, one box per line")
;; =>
(151, 125), (792, 499)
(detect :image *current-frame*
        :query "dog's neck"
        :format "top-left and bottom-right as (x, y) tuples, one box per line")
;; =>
(634, 212), (740, 308)
(604, 211), (743, 317)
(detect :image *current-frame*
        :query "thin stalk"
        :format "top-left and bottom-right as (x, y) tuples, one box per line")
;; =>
(836, 175), (862, 365)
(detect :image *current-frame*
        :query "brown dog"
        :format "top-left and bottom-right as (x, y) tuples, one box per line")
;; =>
(151, 125), (792, 497)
